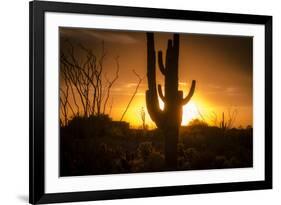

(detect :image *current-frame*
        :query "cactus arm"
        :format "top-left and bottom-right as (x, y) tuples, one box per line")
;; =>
(158, 51), (166, 75)
(181, 80), (196, 105)
(146, 33), (157, 92)
(157, 84), (166, 103)
(146, 33), (163, 128)
(146, 90), (163, 127)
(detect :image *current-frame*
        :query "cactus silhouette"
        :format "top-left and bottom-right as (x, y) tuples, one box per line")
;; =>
(145, 33), (196, 169)
(220, 112), (227, 131)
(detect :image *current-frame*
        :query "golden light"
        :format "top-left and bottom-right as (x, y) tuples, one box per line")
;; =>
(181, 101), (199, 125)
(159, 97), (200, 126)
(125, 96), (205, 129)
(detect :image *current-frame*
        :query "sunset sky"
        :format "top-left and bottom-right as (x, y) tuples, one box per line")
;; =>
(60, 27), (253, 128)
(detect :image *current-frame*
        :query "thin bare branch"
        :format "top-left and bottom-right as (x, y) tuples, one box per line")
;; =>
(120, 70), (144, 121)
(103, 56), (119, 114)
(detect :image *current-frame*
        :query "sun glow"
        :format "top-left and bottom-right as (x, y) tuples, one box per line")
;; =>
(181, 101), (200, 126)
(159, 98), (200, 126)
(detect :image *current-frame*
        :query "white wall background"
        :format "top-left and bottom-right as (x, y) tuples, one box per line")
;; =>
(0, 0), (279, 204)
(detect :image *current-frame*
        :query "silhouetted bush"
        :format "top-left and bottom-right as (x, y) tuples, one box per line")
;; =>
(60, 116), (252, 176)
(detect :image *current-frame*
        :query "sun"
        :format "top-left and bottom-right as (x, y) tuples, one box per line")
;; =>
(181, 101), (199, 126)
(158, 98), (199, 126)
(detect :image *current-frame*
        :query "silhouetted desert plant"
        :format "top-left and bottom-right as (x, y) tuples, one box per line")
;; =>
(137, 142), (153, 160)
(60, 115), (252, 176)
(145, 32), (196, 169)
(60, 40), (119, 120)
(140, 107), (146, 131)
(220, 112), (227, 131)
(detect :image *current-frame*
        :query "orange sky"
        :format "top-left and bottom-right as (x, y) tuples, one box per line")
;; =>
(60, 27), (253, 128)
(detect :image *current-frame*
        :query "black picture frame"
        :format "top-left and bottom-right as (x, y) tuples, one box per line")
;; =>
(29, 1), (272, 204)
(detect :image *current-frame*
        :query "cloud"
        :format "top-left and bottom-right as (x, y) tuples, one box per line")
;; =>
(179, 82), (187, 86)
(207, 84), (221, 90)
(225, 87), (237, 93)
(109, 82), (146, 95)
(84, 30), (138, 44)
(203, 84), (242, 96)
(225, 87), (241, 96)
(60, 28), (138, 44)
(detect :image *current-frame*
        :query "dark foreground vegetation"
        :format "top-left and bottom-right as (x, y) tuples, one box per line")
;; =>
(60, 115), (252, 176)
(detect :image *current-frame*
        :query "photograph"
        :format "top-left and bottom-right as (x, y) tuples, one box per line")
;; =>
(59, 27), (253, 176)
(29, 1), (272, 203)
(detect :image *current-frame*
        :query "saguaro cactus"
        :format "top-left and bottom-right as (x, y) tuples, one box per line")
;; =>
(220, 112), (227, 131)
(146, 33), (196, 169)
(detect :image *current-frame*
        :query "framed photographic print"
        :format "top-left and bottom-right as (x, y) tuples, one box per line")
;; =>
(29, 0), (272, 204)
